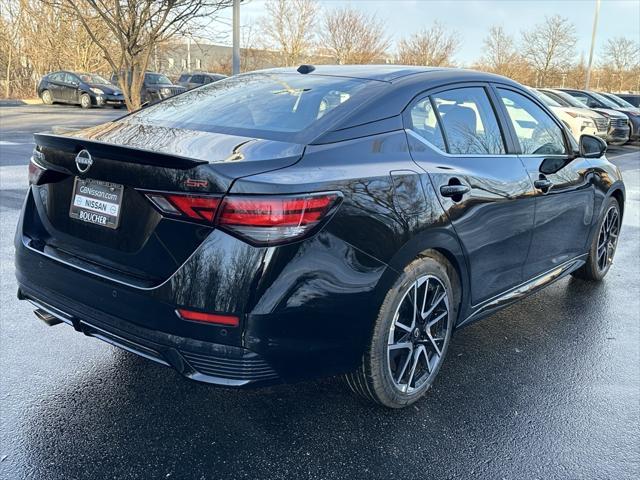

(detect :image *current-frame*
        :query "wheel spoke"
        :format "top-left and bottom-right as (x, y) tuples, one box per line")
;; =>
(395, 346), (413, 384)
(389, 342), (413, 351)
(423, 291), (446, 320)
(405, 346), (423, 390)
(427, 332), (442, 357)
(420, 277), (430, 319)
(427, 311), (447, 329)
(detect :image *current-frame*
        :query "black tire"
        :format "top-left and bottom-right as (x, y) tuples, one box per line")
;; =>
(41, 90), (53, 105)
(345, 251), (460, 408)
(80, 93), (92, 109)
(572, 197), (621, 281)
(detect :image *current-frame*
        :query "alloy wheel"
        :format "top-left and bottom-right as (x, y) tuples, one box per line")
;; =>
(597, 205), (620, 272)
(387, 275), (450, 394)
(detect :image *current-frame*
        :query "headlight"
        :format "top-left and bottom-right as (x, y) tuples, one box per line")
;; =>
(566, 111), (590, 119)
(90, 87), (104, 95)
(160, 88), (172, 95)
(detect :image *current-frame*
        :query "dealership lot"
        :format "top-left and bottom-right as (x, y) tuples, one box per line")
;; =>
(1, 105), (639, 479)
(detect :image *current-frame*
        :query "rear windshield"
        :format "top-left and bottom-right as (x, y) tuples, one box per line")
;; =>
(129, 73), (372, 140)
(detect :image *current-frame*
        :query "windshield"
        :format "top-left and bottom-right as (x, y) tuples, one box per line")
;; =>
(145, 73), (172, 85)
(590, 91), (619, 109)
(130, 73), (372, 140)
(79, 74), (111, 85)
(548, 90), (587, 108)
(532, 89), (561, 107)
(604, 93), (635, 108)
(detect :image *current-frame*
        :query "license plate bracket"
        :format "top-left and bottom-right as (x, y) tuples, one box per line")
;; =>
(69, 178), (124, 229)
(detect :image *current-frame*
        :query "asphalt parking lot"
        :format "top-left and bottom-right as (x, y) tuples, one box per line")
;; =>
(1, 105), (639, 480)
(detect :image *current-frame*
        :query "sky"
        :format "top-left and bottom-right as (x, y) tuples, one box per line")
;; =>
(216, 0), (640, 65)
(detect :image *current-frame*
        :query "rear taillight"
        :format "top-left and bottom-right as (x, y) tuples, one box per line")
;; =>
(144, 191), (341, 246)
(218, 193), (341, 246)
(28, 151), (47, 185)
(145, 193), (221, 223)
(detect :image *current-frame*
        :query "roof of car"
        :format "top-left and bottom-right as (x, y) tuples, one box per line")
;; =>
(255, 65), (523, 88)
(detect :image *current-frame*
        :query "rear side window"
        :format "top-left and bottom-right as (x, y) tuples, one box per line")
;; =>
(498, 88), (566, 155)
(409, 98), (446, 151)
(432, 87), (505, 155)
(131, 73), (371, 138)
(191, 75), (204, 84)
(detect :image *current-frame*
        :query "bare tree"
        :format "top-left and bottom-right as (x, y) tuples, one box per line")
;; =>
(521, 15), (577, 86)
(259, 0), (318, 66)
(319, 7), (389, 64)
(396, 21), (460, 67)
(54, 0), (231, 110)
(601, 37), (640, 91)
(480, 26), (518, 76)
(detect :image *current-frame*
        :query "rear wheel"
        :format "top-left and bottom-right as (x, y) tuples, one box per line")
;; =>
(345, 252), (459, 408)
(41, 90), (53, 105)
(572, 197), (621, 281)
(80, 93), (92, 109)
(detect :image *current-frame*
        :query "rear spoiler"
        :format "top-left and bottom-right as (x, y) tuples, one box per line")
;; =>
(34, 132), (206, 170)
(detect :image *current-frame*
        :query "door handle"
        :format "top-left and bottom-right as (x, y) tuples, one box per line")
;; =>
(440, 184), (470, 198)
(534, 178), (553, 192)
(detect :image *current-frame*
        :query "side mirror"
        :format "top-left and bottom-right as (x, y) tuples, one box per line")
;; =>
(579, 134), (607, 159)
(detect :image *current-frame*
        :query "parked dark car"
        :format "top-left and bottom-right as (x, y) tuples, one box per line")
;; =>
(615, 93), (640, 108)
(17, 66), (625, 408)
(541, 88), (630, 145)
(559, 88), (638, 142)
(599, 92), (640, 141)
(111, 71), (186, 105)
(177, 72), (227, 90)
(37, 71), (125, 109)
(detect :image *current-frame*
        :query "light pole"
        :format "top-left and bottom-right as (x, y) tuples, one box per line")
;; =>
(232, 0), (240, 75)
(585, 0), (601, 90)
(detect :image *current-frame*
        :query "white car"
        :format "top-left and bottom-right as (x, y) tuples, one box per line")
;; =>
(527, 88), (605, 142)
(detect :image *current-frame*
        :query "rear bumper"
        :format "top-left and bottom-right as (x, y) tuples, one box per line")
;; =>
(18, 282), (280, 387)
(15, 186), (388, 386)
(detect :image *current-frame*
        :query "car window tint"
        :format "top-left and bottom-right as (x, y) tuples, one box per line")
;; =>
(63, 73), (77, 84)
(191, 75), (204, 83)
(498, 88), (566, 155)
(49, 73), (63, 82)
(409, 98), (446, 151)
(432, 87), (505, 155)
(132, 73), (371, 136)
(178, 74), (190, 82)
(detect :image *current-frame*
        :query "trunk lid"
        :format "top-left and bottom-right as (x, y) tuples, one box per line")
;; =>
(29, 121), (304, 287)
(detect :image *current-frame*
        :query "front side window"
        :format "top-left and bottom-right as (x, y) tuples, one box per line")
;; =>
(432, 87), (505, 155)
(498, 88), (566, 155)
(409, 97), (446, 151)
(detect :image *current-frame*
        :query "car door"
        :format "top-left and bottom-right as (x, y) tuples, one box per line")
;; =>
(405, 84), (535, 306)
(62, 73), (81, 103)
(494, 86), (595, 279)
(46, 73), (65, 101)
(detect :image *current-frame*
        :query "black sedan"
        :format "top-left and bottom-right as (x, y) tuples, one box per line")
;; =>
(17, 66), (625, 408)
(37, 71), (125, 109)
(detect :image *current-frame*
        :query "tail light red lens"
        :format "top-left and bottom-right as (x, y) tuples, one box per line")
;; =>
(144, 191), (341, 245)
(145, 193), (221, 223)
(28, 156), (47, 185)
(218, 193), (341, 245)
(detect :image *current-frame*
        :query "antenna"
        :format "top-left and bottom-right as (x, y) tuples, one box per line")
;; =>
(297, 65), (316, 74)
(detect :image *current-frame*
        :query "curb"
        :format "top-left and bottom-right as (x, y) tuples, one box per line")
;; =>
(0, 99), (42, 106)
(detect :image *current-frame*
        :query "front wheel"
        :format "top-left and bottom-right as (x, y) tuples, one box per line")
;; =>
(572, 197), (621, 281)
(80, 93), (92, 109)
(345, 252), (459, 408)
